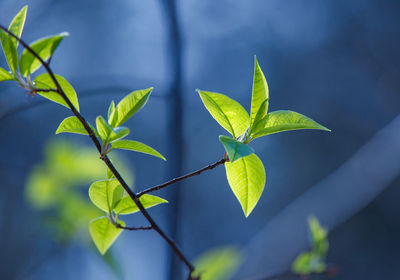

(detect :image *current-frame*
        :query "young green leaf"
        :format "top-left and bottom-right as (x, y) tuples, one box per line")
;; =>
(0, 67), (13, 81)
(96, 116), (129, 143)
(308, 216), (329, 257)
(193, 247), (242, 280)
(111, 140), (166, 161)
(250, 110), (330, 140)
(197, 90), (250, 138)
(109, 88), (153, 127)
(219, 135), (254, 163)
(0, 30), (18, 74)
(34, 74), (80, 111)
(19, 32), (69, 77)
(114, 194), (167, 215)
(8, 5), (27, 49)
(250, 56), (269, 126)
(89, 216), (124, 255)
(292, 252), (325, 274)
(225, 153), (266, 217)
(56, 116), (98, 137)
(107, 100), (115, 121)
(88, 179), (125, 213)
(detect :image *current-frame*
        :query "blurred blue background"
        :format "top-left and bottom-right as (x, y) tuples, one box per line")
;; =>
(1, 0), (400, 279)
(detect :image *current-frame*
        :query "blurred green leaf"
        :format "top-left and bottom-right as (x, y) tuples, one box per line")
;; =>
(250, 56), (269, 126)
(308, 216), (329, 257)
(114, 194), (167, 215)
(225, 153), (265, 217)
(193, 247), (242, 280)
(109, 87), (153, 127)
(8, 5), (27, 49)
(0, 67), (13, 81)
(96, 116), (129, 144)
(56, 116), (98, 137)
(34, 73), (80, 111)
(0, 30), (18, 74)
(19, 32), (69, 76)
(107, 100), (115, 121)
(197, 90), (250, 138)
(112, 139), (166, 161)
(250, 110), (330, 140)
(219, 135), (254, 163)
(89, 179), (125, 213)
(89, 216), (124, 255)
(292, 252), (326, 274)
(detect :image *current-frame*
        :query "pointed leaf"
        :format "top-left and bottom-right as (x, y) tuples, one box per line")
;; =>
(8, 6), (27, 49)
(34, 74), (80, 111)
(219, 135), (254, 163)
(251, 110), (330, 140)
(0, 30), (18, 74)
(308, 216), (329, 257)
(109, 88), (153, 127)
(19, 32), (69, 76)
(197, 90), (250, 138)
(56, 116), (98, 137)
(114, 194), (167, 215)
(0, 67), (13, 81)
(89, 179), (125, 213)
(96, 116), (129, 143)
(89, 216), (124, 255)
(107, 100), (115, 121)
(112, 140), (166, 161)
(250, 56), (269, 125)
(225, 153), (265, 217)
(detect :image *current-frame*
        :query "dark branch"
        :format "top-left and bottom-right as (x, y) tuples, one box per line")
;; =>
(0, 24), (195, 275)
(116, 224), (153, 231)
(138, 157), (227, 197)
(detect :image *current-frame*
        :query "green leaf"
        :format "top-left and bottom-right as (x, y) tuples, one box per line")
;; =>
(88, 179), (125, 213)
(107, 100), (115, 121)
(112, 140), (166, 161)
(34, 74), (80, 112)
(89, 216), (124, 255)
(292, 252), (326, 274)
(193, 247), (242, 280)
(225, 153), (265, 217)
(96, 116), (129, 143)
(56, 116), (98, 137)
(250, 56), (269, 125)
(8, 5), (27, 49)
(0, 67), (13, 81)
(19, 32), (69, 76)
(197, 90), (250, 138)
(0, 30), (18, 74)
(114, 194), (167, 215)
(250, 110), (330, 140)
(308, 216), (329, 257)
(109, 88), (153, 127)
(219, 135), (254, 163)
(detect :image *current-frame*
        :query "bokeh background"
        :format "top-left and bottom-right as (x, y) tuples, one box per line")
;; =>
(1, 0), (400, 279)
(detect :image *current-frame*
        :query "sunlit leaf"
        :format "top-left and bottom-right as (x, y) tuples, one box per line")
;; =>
(56, 116), (98, 137)
(193, 247), (242, 280)
(34, 74), (80, 111)
(109, 88), (153, 127)
(112, 139), (166, 161)
(219, 135), (254, 163)
(114, 194), (167, 215)
(8, 5), (27, 49)
(108, 100), (115, 121)
(0, 67), (13, 81)
(250, 56), (269, 125)
(250, 110), (330, 140)
(225, 153), (265, 217)
(88, 179), (125, 213)
(19, 32), (69, 76)
(0, 30), (18, 74)
(89, 216), (124, 255)
(197, 90), (250, 138)
(96, 116), (129, 143)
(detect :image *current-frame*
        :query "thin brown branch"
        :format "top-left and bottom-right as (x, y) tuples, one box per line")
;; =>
(0, 25), (195, 276)
(137, 157), (227, 197)
(116, 224), (153, 231)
